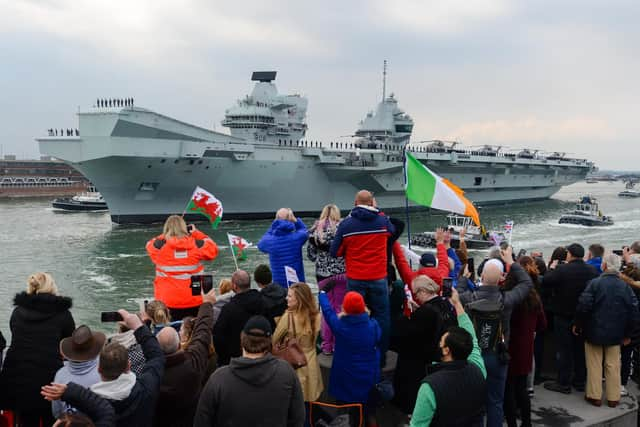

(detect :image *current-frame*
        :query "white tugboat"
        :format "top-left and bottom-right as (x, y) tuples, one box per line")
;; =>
(558, 196), (613, 226)
(618, 181), (640, 198)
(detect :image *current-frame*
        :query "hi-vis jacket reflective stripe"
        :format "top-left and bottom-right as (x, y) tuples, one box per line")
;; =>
(146, 229), (218, 309)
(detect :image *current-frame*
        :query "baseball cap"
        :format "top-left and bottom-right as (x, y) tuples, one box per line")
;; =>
(243, 315), (272, 337)
(420, 253), (437, 267)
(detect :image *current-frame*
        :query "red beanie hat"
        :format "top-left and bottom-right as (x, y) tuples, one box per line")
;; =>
(342, 291), (365, 315)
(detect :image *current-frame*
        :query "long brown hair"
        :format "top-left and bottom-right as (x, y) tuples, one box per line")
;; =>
(503, 256), (541, 312)
(289, 282), (320, 334)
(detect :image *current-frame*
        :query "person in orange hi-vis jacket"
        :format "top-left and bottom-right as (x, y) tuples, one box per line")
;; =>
(146, 215), (218, 319)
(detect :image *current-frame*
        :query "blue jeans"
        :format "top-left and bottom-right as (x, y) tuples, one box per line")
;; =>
(554, 316), (586, 388)
(347, 278), (390, 360)
(482, 351), (508, 427)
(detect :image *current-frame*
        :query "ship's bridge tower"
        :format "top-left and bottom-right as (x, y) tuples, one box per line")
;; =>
(221, 71), (308, 145)
(355, 93), (414, 146)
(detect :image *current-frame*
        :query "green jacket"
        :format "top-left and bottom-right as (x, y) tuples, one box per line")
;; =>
(410, 312), (487, 426)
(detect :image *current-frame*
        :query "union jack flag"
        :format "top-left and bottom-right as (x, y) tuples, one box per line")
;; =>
(504, 220), (514, 234)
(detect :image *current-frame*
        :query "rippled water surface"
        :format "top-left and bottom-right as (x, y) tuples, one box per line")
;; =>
(1, 181), (638, 333)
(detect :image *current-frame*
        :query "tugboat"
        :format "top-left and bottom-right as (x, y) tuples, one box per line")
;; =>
(410, 214), (506, 250)
(618, 181), (640, 198)
(558, 196), (613, 226)
(52, 187), (108, 211)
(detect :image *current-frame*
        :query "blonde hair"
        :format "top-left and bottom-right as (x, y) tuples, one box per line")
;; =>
(412, 275), (439, 295)
(146, 300), (171, 325)
(289, 282), (320, 334)
(27, 272), (58, 295)
(313, 204), (341, 241)
(163, 215), (188, 239)
(319, 204), (341, 223)
(218, 278), (233, 295)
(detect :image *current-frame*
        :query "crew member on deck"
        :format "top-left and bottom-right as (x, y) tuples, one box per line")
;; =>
(146, 215), (218, 320)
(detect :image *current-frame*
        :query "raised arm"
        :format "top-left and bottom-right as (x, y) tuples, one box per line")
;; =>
(116, 309), (164, 396)
(393, 242), (415, 287)
(186, 296), (215, 375)
(447, 248), (462, 279)
(191, 228), (219, 260)
(318, 291), (341, 333)
(330, 222), (346, 258)
(62, 383), (116, 427)
(293, 218), (309, 245)
(502, 263), (534, 309)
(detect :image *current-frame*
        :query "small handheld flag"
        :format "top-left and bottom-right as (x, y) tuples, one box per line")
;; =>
(504, 220), (514, 245)
(285, 266), (299, 288)
(185, 186), (223, 229)
(227, 233), (252, 261)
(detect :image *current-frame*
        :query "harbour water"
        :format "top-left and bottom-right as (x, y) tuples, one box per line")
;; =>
(1, 180), (638, 333)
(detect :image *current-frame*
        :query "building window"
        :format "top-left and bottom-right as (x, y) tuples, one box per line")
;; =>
(474, 177), (482, 186)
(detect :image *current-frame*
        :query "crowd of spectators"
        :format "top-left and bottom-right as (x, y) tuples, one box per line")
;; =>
(0, 189), (639, 427)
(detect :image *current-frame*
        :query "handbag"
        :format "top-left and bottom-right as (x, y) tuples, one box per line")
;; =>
(273, 312), (308, 369)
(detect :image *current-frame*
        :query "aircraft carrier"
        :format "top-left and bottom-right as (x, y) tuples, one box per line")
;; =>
(38, 69), (594, 224)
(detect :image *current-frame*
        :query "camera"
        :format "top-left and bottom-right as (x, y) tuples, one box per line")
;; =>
(442, 277), (453, 298)
(191, 274), (214, 296)
(101, 311), (123, 322)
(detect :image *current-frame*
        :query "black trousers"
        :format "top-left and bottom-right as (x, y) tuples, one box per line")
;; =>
(504, 374), (531, 427)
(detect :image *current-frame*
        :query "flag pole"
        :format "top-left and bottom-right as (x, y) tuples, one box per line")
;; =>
(403, 145), (412, 251)
(182, 188), (196, 217)
(227, 233), (240, 270)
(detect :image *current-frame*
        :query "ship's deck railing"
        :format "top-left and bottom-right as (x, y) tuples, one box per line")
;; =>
(0, 177), (84, 187)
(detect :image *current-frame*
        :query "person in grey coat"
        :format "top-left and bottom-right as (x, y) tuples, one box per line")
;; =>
(575, 253), (639, 407)
(194, 315), (304, 427)
(52, 325), (105, 418)
(457, 245), (533, 427)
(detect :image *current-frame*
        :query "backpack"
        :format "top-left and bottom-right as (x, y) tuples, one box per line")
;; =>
(466, 297), (506, 354)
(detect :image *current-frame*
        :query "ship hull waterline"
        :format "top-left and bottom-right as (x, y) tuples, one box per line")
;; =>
(67, 155), (574, 225)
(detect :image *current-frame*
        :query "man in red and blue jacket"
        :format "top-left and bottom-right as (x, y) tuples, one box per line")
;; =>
(331, 190), (395, 360)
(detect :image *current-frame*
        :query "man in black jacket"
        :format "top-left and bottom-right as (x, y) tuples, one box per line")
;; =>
(254, 264), (287, 330)
(155, 288), (216, 426)
(542, 243), (599, 394)
(41, 309), (164, 427)
(213, 270), (265, 366)
(195, 315), (305, 427)
(457, 246), (533, 427)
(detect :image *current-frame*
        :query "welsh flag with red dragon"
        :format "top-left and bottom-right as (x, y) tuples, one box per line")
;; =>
(186, 186), (223, 229)
(227, 233), (252, 260)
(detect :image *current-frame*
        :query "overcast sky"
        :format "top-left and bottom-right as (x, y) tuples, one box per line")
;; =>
(1, 0), (638, 170)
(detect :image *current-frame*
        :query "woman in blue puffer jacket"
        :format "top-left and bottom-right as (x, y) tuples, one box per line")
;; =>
(258, 208), (308, 287)
(319, 289), (381, 425)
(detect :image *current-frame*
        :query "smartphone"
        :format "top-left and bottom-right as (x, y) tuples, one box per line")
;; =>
(191, 274), (214, 295)
(467, 257), (475, 274)
(442, 278), (453, 298)
(517, 249), (527, 259)
(613, 249), (623, 256)
(101, 311), (123, 322)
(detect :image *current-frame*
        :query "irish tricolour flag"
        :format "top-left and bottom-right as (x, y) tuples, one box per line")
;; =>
(405, 152), (481, 225)
(186, 186), (223, 229)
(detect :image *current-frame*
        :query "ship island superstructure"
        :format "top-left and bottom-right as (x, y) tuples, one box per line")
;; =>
(38, 70), (595, 224)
